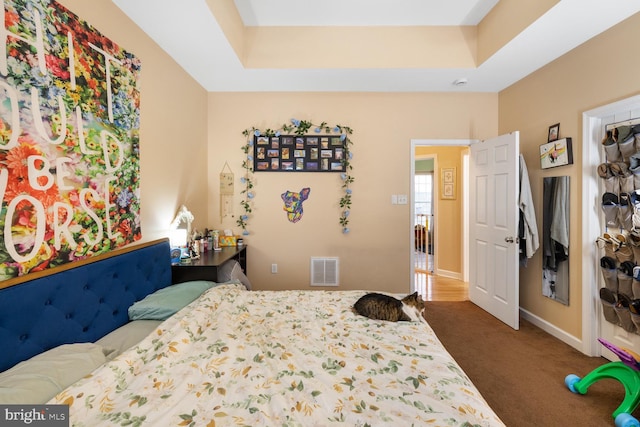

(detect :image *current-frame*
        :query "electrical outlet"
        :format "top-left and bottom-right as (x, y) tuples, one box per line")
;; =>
(397, 194), (408, 204)
(271, 263), (277, 273)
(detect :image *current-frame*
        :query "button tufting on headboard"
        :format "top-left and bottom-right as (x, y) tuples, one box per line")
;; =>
(0, 239), (172, 373)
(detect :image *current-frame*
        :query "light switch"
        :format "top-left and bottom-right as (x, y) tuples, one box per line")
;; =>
(391, 195), (398, 205)
(397, 194), (408, 204)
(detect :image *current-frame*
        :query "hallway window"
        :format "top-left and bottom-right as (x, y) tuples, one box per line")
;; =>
(414, 173), (432, 225)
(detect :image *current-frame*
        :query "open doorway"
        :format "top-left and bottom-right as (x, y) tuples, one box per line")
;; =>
(414, 159), (434, 275)
(411, 140), (471, 300)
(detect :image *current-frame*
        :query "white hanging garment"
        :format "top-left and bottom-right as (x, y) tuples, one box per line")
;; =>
(519, 154), (539, 259)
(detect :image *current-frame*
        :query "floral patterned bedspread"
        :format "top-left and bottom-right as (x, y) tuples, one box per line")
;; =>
(50, 284), (504, 426)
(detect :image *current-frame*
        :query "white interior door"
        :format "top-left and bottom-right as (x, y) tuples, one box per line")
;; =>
(469, 132), (520, 330)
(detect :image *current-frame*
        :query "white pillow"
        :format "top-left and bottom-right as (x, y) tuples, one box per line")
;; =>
(218, 260), (252, 290)
(0, 343), (108, 404)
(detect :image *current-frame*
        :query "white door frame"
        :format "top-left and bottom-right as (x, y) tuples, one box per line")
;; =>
(410, 139), (474, 292)
(583, 94), (640, 357)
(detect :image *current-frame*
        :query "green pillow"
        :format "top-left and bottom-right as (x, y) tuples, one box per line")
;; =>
(128, 280), (218, 320)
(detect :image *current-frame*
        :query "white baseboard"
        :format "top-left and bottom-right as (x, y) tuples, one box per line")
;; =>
(435, 269), (463, 280)
(519, 307), (583, 353)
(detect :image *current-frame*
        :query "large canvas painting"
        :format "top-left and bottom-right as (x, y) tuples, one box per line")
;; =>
(0, 0), (141, 280)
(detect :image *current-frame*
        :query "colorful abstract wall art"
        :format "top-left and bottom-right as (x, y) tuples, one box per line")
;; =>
(281, 187), (310, 223)
(0, 0), (141, 280)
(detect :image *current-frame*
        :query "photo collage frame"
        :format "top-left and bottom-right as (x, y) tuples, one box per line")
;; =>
(254, 135), (346, 172)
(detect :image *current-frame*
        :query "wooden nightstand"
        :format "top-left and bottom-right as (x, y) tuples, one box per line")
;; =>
(171, 245), (247, 283)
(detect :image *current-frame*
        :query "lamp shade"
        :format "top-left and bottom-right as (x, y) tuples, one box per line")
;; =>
(170, 228), (188, 247)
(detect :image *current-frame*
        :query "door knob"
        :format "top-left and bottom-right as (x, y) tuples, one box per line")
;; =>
(505, 236), (515, 243)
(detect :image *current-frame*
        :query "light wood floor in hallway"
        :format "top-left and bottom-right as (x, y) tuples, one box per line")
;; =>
(414, 251), (468, 301)
(415, 272), (469, 302)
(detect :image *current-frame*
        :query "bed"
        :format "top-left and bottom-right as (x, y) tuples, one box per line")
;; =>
(0, 239), (504, 426)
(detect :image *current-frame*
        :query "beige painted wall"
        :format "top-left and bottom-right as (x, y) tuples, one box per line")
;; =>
(208, 93), (497, 291)
(499, 12), (640, 338)
(477, 0), (558, 64)
(59, 0), (210, 242)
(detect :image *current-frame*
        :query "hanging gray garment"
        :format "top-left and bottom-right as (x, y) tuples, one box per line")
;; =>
(550, 176), (570, 253)
(542, 177), (556, 269)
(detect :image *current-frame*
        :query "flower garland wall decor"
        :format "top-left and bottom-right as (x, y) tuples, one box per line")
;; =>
(239, 119), (354, 234)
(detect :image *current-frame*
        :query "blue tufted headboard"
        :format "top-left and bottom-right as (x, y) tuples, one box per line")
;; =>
(0, 238), (172, 372)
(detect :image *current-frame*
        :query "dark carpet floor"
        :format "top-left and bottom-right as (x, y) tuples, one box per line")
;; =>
(424, 301), (635, 427)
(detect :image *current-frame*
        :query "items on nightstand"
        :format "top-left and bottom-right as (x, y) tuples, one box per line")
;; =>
(170, 248), (181, 265)
(213, 230), (220, 251)
(169, 205), (195, 263)
(219, 229), (240, 247)
(202, 228), (221, 251)
(219, 235), (238, 247)
(189, 240), (200, 260)
(171, 245), (247, 283)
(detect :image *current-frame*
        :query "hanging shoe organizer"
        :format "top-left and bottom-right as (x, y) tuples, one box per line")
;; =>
(585, 120), (640, 427)
(597, 120), (640, 335)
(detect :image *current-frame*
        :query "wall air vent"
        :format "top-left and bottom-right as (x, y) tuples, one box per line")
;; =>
(310, 257), (339, 286)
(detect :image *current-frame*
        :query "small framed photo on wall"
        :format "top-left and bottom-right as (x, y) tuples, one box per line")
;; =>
(440, 167), (456, 200)
(548, 123), (560, 142)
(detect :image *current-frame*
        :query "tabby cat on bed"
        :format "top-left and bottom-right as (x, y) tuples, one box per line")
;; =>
(353, 292), (426, 323)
